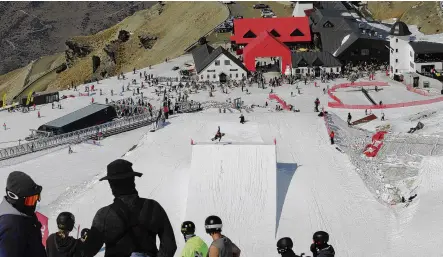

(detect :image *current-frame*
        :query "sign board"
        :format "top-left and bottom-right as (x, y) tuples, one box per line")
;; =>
(36, 211), (49, 247)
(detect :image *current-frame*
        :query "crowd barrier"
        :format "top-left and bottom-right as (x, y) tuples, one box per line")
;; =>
(328, 81), (443, 109)
(269, 94), (290, 110)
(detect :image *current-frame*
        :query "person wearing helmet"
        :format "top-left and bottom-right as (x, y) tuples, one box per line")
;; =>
(46, 212), (78, 257)
(310, 231), (335, 257)
(0, 171), (46, 257)
(180, 221), (208, 257)
(205, 215), (241, 257)
(276, 237), (300, 257)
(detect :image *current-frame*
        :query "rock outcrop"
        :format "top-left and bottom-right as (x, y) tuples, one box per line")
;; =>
(138, 34), (158, 49)
(65, 40), (92, 67)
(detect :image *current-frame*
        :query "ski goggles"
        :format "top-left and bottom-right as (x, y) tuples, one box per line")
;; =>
(24, 193), (41, 206)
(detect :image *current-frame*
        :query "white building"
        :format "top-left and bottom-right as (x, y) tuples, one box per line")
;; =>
(292, 1), (314, 17)
(390, 21), (443, 78)
(192, 44), (248, 83)
(291, 52), (342, 77)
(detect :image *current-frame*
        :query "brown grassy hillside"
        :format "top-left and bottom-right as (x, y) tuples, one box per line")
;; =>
(48, 1), (229, 91)
(368, 1), (443, 34)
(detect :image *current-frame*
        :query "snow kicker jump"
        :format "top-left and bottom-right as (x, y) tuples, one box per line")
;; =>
(185, 143), (277, 256)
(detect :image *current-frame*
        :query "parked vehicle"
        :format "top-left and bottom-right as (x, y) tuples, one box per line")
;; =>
(253, 3), (269, 9)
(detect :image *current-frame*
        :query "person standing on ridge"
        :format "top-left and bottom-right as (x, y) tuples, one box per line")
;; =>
(347, 113), (352, 126)
(0, 171), (46, 257)
(180, 221), (208, 257)
(276, 237), (300, 257)
(74, 159), (177, 257)
(46, 212), (78, 257)
(310, 231), (335, 257)
(329, 131), (335, 145)
(239, 114), (245, 124)
(204, 215), (241, 257)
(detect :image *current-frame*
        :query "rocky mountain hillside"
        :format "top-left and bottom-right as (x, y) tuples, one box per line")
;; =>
(0, 1), (228, 102)
(0, 1), (155, 75)
(368, 1), (443, 34)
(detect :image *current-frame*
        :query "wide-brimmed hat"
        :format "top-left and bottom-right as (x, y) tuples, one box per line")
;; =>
(99, 159), (142, 181)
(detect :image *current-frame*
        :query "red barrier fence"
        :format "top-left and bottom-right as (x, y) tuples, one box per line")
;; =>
(406, 85), (431, 96)
(269, 94), (290, 110)
(328, 81), (443, 109)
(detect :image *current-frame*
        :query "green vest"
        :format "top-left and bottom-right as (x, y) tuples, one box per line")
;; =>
(181, 236), (209, 257)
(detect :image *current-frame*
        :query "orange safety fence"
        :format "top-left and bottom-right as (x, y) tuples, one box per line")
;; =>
(328, 81), (443, 109)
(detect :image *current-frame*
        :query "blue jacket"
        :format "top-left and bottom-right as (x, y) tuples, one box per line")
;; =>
(0, 198), (47, 257)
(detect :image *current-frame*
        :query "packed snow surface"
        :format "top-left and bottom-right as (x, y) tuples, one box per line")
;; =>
(1, 55), (443, 256)
(186, 143), (276, 256)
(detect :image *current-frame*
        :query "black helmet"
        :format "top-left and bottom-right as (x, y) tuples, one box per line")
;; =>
(181, 221), (196, 235)
(205, 215), (222, 234)
(56, 212), (75, 232)
(277, 237), (293, 254)
(313, 231), (329, 244)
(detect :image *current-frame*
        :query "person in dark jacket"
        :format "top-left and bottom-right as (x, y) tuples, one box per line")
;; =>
(46, 212), (78, 257)
(75, 159), (177, 257)
(310, 231), (335, 257)
(277, 237), (300, 257)
(0, 171), (46, 257)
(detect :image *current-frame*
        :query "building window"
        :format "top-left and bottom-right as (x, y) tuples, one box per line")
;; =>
(224, 60), (230, 65)
(395, 69), (398, 73)
(207, 74), (210, 79)
(361, 49), (369, 55)
(396, 59), (398, 63)
(410, 51), (413, 57)
(396, 49), (398, 53)
(336, 67), (339, 72)
(396, 38), (398, 43)
(201, 75), (203, 79)
(230, 73), (232, 78)
(242, 73), (245, 77)
(236, 73), (238, 78)
(215, 60), (220, 66)
(213, 74), (216, 79)
(410, 62), (414, 69)
(295, 68), (301, 73)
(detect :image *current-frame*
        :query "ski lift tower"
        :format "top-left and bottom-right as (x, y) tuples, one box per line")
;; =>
(233, 98), (242, 109)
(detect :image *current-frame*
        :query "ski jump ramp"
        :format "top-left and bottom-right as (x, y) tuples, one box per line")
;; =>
(185, 142), (277, 256)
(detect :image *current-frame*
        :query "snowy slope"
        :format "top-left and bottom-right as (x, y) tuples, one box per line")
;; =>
(185, 143), (277, 257)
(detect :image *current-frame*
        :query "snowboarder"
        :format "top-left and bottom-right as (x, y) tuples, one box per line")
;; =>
(277, 237), (301, 257)
(347, 113), (352, 126)
(3, 123), (6, 130)
(75, 159), (177, 257)
(212, 126), (223, 142)
(180, 221), (208, 257)
(314, 98), (320, 112)
(239, 114), (245, 124)
(0, 171), (46, 257)
(381, 112), (385, 121)
(38, 111), (41, 118)
(329, 131), (335, 145)
(310, 231), (335, 257)
(68, 145), (73, 154)
(205, 215), (241, 257)
(323, 88), (326, 94)
(46, 212), (79, 257)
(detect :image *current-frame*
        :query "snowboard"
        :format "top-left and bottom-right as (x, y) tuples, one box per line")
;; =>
(211, 133), (225, 141)
(335, 147), (344, 153)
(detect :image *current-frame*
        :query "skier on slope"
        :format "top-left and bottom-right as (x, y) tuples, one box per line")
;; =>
(205, 215), (241, 257)
(46, 212), (79, 257)
(277, 237), (301, 257)
(180, 221), (208, 257)
(314, 98), (320, 112)
(239, 114), (245, 124)
(347, 113), (352, 126)
(212, 126), (223, 142)
(310, 231), (335, 257)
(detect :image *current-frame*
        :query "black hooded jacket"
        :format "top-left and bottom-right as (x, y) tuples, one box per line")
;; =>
(46, 233), (78, 257)
(74, 194), (176, 257)
(314, 245), (335, 257)
(282, 250), (301, 257)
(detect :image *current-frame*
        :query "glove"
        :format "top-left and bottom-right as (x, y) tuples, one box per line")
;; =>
(310, 243), (317, 256)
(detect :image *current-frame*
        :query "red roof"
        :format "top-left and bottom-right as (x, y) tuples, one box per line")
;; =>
(230, 17), (311, 45)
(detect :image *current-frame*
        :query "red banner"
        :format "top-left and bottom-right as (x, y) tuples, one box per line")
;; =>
(36, 211), (49, 247)
(269, 94), (290, 110)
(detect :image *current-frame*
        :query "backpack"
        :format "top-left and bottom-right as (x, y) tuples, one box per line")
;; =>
(105, 197), (155, 257)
